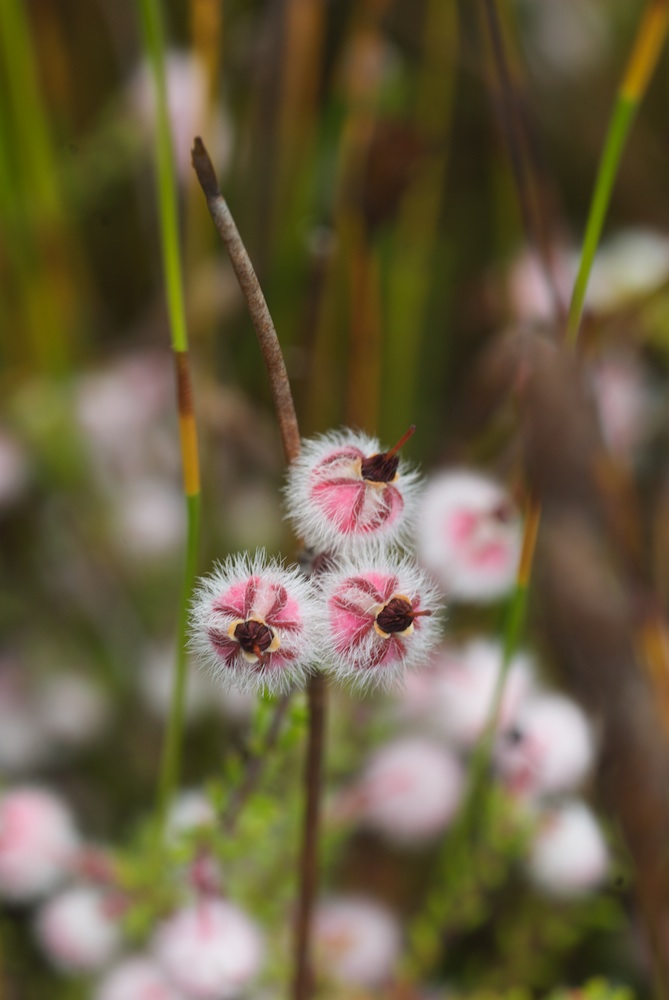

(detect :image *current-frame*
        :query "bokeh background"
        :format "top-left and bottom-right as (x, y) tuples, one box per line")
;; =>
(3, 0), (669, 996)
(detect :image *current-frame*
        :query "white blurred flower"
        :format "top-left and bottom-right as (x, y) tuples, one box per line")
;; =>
(0, 787), (80, 902)
(341, 737), (464, 845)
(111, 478), (185, 560)
(589, 352), (654, 461)
(314, 896), (401, 988)
(527, 800), (610, 897)
(167, 789), (217, 840)
(128, 51), (233, 182)
(36, 885), (122, 972)
(416, 471), (522, 603)
(153, 898), (264, 999)
(507, 244), (574, 324)
(515, 0), (610, 80)
(139, 643), (212, 723)
(588, 229), (669, 312)
(35, 672), (109, 749)
(75, 351), (175, 483)
(95, 955), (184, 1000)
(0, 676), (50, 773)
(495, 692), (595, 799)
(0, 430), (30, 509)
(417, 639), (536, 750)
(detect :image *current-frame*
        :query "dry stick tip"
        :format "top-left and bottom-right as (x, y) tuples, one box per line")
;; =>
(191, 136), (220, 199)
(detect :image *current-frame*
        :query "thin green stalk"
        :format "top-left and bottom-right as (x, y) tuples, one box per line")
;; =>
(566, 0), (669, 346)
(138, 0), (202, 841)
(138, 0), (189, 353)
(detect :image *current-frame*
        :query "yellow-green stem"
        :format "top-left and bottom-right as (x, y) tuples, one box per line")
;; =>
(566, 0), (669, 346)
(138, 0), (201, 843)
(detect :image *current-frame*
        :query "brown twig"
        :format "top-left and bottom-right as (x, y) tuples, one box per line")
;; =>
(192, 136), (325, 999)
(293, 671), (326, 1000)
(191, 136), (301, 466)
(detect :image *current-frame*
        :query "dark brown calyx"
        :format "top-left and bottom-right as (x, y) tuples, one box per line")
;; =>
(234, 619), (275, 659)
(376, 597), (414, 633)
(360, 424), (416, 484)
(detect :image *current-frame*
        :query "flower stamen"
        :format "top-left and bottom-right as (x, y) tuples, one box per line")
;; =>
(230, 618), (280, 663)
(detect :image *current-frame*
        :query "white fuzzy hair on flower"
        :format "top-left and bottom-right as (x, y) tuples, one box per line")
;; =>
(189, 551), (323, 695)
(317, 553), (442, 690)
(284, 428), (421, 554)
(415, 470), (522, 603)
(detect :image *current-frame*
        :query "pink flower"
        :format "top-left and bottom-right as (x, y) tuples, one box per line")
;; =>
(319, 557), (441, 689)
(495, 692), (595, 799)
(527, 801), (610, 898)
(95, 956), (184, 1000)
(189, 552), (322, 694)
(416, 471), (522, 602)
(152, 898), (264, 999)
(35, 886), (122, 972)
(338, 737), (463, 845)
(284, 428), (420, 553)
(412, 639), (536, 749)
(0, 787), (80, 902)
(314, 896), (401, 987)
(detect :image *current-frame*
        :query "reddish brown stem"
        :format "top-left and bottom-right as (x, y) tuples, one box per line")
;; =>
(293, 671), (326, 1000)
(193, 137), (325, 1000)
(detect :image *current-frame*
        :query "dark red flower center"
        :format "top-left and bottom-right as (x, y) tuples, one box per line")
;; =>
(234, 619), (275, 659)
(375, 597), (416, 634)
(360, 425), (415, 484)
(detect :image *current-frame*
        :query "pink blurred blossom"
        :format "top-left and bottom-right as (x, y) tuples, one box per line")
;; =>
(527, 800), (610, 898)
(340, 737), (464, 845)
(0, 787), (80, 902)
(95, 955), (184, 1000)
(36, 885), (122, 972)
(416, 471), (521, 603)
(152, 898), (264, 999)
(411, 639), (536, 749)
(314, 896), (401, 987)
(495, 692), (595, 799)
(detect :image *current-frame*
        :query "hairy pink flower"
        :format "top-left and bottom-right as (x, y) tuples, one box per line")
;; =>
(314, 896), (401, 987)
(495, 692), (595, 799)
(339, 737), (463, 845)
(319, 557), (441, 689)
(527, 801), (610, 898)
(190, 552), (322, 694)
(95, 955), (184, 1000)
(36, 886), (122, 972)
(284, 428), (421, 553)
(0, 787), (80, 902)
(416, 471), (521, 602)
(152, 898), (263, 999)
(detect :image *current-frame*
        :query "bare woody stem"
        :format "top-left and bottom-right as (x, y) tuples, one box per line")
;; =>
(191, 136), (301, 467)
(192, 136), (324, 1000)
